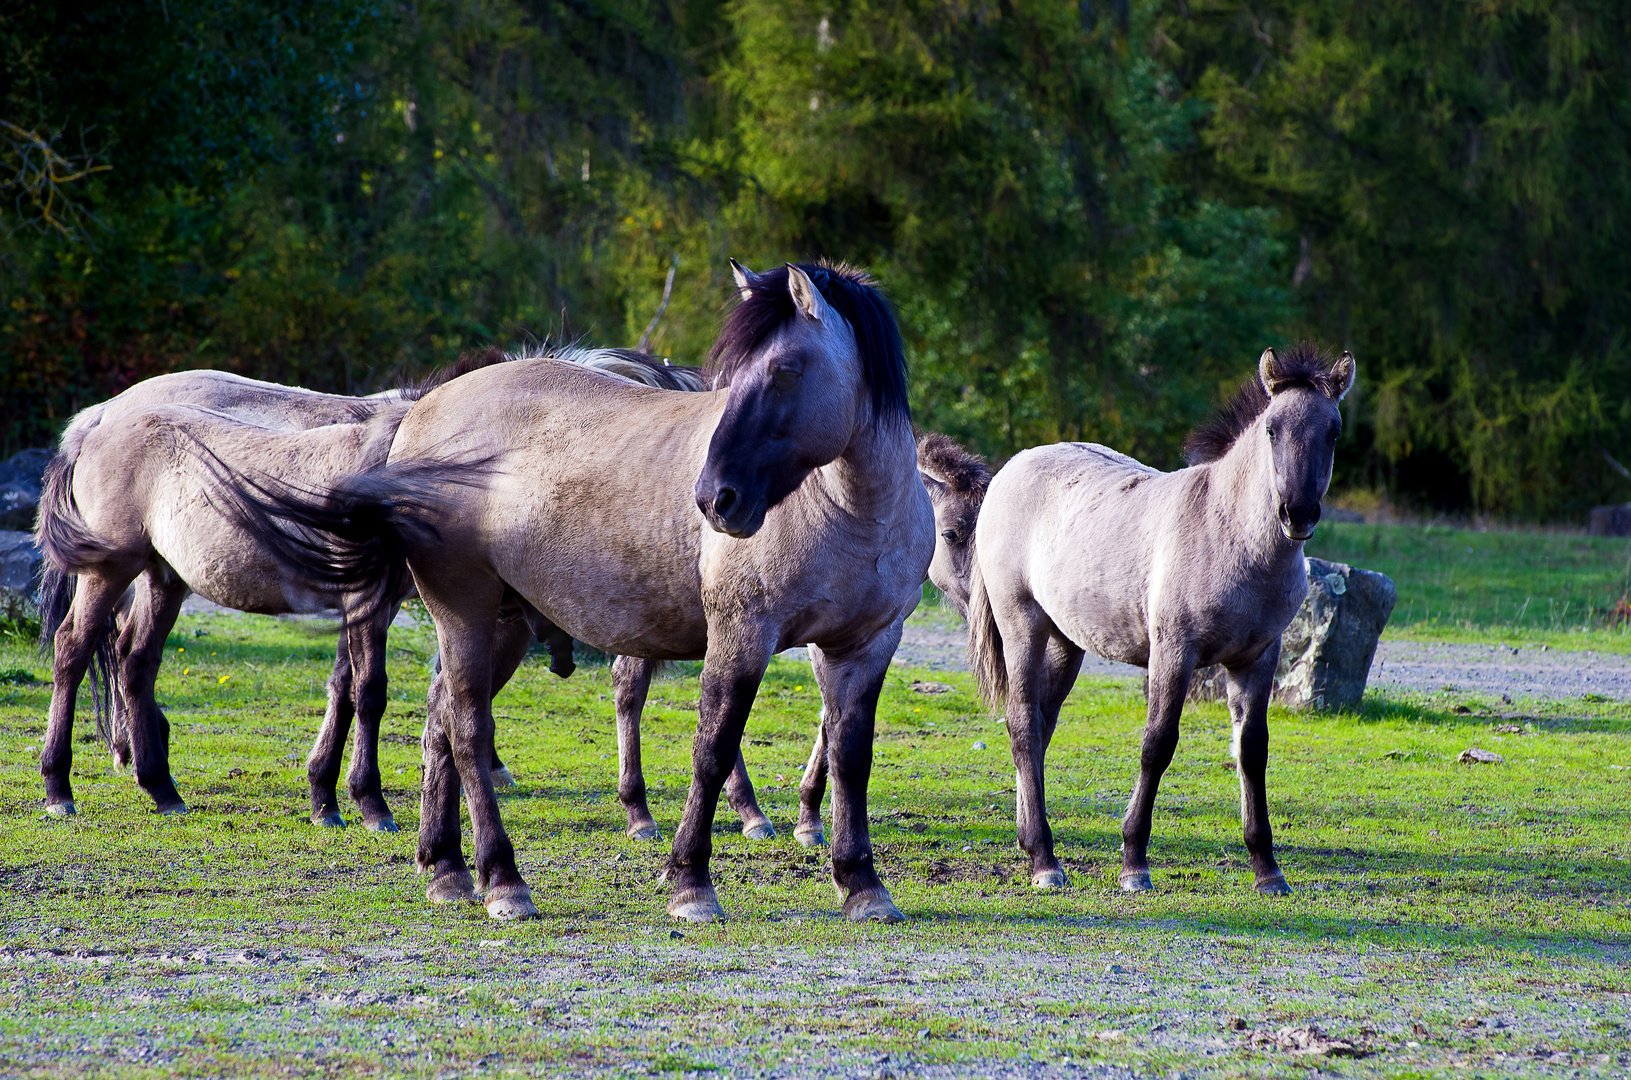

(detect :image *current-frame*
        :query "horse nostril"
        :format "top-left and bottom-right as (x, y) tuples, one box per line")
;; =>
(714, 486), (738, 517)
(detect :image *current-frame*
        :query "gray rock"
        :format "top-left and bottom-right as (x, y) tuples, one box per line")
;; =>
(0, 447), (51, 531)
(1457, 747), (1505, 765)
(1187, 557), (1397, 711)
(0, 529), (45, 622)
(1588, 504), (1631, 537)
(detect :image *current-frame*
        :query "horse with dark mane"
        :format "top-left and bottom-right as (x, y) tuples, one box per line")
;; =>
(219, 261), (933, 923)
(966, 345), (1354, 894)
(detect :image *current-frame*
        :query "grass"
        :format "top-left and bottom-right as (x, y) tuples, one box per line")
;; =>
(1306, 521), (1631, 653)
(1, 596), (1628, 1078)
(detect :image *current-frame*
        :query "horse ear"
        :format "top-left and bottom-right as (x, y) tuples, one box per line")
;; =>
(787, 264), (834, 323)
(729, 258), (754, 300)
(1257, 347), (1281, 394)
(1326, 350), (1356, 401)
(919, 470), (948, 502)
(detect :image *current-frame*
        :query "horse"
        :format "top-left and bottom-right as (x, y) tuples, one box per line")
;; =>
(965, 344), (1354, 894)
(33, 348), (667, 827)
(611, 431), (991, 847)
(219, 260), (934, 923)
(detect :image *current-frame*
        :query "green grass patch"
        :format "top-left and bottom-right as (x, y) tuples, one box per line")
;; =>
(1307, 521), (1631, 653)
(1, 605), (1627, 1077)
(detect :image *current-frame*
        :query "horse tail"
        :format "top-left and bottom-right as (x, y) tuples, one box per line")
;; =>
(201, 450), (493, 623)
(966, 541), (1008, 714)
(33, 425), (122, 747)
(34, 415), (120, 577)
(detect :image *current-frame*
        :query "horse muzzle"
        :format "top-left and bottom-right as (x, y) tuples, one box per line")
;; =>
(1278, 501), (1320, 542)
(695, 482), (767, 538)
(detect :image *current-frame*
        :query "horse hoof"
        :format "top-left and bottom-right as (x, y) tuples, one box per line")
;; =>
(1255, 872), (1292, 896)
(742, 820), (777, 841)
(1119, 870), (1153, 892)
(44, 801), (76, 819)
(426, 870), (479, 905)
(793, 824), (826, 848)
(312, 812), (346, 828)
(668, 887), (724, 923)
(483, 886), (538, 921)
(843, 887), (905, 924)
(156, 802), (190, 816)
(490, 766), (516, 789)
(1031, 869), (1069, 890)
(628, 824), (662, 842)
(365, 816), (399, 834)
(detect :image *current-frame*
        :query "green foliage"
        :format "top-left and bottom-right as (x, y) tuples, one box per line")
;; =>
(3, 0), (1628, 517)
(1165, 0), (1631, 516)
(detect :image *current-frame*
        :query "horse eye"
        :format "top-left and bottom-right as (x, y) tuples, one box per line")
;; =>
(1266, 426), (1277, 440)
(940, 529), (959, 544)
(772, 369), (800, 392)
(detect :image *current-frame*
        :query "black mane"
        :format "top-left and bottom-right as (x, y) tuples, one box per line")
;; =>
(1183, 342), (1338, 466)
(708, 261), (909, 424)
(397, 345), (518, 400)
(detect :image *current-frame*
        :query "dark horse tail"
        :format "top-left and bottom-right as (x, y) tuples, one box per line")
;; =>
(34, 424), (121, 746)
(965, 538), (1008, 714)
(205, 453), (493, 623)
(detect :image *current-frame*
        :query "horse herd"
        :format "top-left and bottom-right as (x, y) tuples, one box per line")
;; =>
(31, 260), (1354, 923)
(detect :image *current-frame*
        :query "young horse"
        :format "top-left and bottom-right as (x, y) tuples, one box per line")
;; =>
(225, 262), (933, 923)
(610, 430), (991, 847)
(966, 345), (1353, 894)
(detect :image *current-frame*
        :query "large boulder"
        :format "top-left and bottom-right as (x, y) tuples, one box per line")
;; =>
(0, 529), (44, 622)
(1588, 504), (1631, 537)
(1187, 557), (1397, 711)
(0, 447), (52, 531)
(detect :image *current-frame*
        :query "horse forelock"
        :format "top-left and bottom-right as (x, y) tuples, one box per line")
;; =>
(916, 432), (990, 494)
(709, 261), (909, 425)
(1183, 342), (1345, 466)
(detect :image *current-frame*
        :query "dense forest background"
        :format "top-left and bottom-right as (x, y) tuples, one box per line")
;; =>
(2, 0), (1628, 519)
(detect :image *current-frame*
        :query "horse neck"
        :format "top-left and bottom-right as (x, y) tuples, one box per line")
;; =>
(1205, 418), (1302, 567)
(816, 410), (919, 519)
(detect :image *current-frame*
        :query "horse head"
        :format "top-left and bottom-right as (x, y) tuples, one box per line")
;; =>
(695, 260), (908, 538)
(916, 432), (990, 616)
(1257, 346), (1355, 541)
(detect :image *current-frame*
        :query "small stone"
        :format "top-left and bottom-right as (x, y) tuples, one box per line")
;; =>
(971, 741), (986, 751)
(668, 929), (684, 940)
(1105, 963), (1124, 974)
(910, 680), (953, 694)
(1227, 1016), (1247, 1031)
(1457, 747), (1505, 765)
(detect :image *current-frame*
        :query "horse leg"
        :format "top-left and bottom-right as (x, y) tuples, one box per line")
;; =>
(114, 570), (189, 814)
(1120, 646), (1194, 891)
(998, 603), (1066, 887)
(483, 606), (536, 788)
(307, 635), (353, 827)
(1016, 631), (1085, 888)
(344, 599), (399, 833)
(1226, 641), (1290, 895)
(419, 586), (535, 920)
(810, 632), (904, 922)
(613, 655), (662, 841)
(419, 674), (476, 904)
(665, 640), (773, 922)
(108, 587), (137, 772)
(794, 711), (828, 847)
(724, 748), (775, 842)
(42, 572), (133, 817)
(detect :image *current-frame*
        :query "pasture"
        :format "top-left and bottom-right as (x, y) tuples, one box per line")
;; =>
(2, 528), (1629, 1078)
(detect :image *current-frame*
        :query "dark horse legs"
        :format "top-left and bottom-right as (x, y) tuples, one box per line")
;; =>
(1225, 640), (1289, 894)
(807, 634), (904, 921)
(613, 654), (772, 842)
(1002, 607), (1087, 888)
(111, 570), (190, 814)
(1119, 648), (1197, 890)
(305, 599), (402, 832)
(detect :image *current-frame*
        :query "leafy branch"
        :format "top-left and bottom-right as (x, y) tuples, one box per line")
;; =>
(1, 120), (110, 240)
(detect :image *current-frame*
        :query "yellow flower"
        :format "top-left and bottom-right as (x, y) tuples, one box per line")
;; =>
(218, 675), (230, 684)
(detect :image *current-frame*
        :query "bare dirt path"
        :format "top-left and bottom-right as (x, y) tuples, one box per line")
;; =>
(885, 624), (1631, 703)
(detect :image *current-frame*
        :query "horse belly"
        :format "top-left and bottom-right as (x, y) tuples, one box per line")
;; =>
(148, 501), (307, 615)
